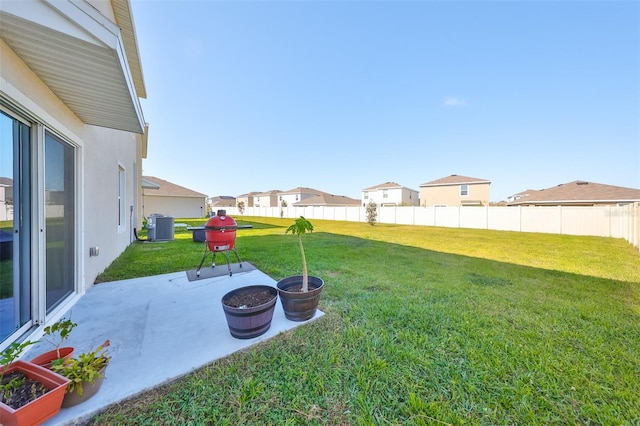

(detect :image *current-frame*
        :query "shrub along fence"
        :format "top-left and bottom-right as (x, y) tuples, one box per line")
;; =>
(224, 203), (640, 250)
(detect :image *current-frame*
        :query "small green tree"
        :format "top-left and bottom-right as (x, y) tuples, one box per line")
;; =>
(366, 201), (377, 226)
(42, 317), (77, 359)
(285, 216), (314, 292)
(237, 201), (245, 215)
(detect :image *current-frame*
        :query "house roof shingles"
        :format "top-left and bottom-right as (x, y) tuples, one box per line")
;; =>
(507, 180), (640, 205)
(294, 193), (360, 207)
(362, 182), (418, 192)
(142, 176), (207, 198)
(420, 174), (491, 187)
(279, 187), (324, 196)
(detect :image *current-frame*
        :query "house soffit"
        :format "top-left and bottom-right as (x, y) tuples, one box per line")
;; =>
(0, 0), (145, 134)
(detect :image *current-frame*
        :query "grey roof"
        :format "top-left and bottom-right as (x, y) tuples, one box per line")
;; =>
(253, 190), (281, 196)
(362, 181), (419, 192)
(142, 176), (207, 198)
(420, 175), (491, 187)
(294, 193), (360, 207)
(507, 180), (640, 205)
(279, 187), (324, 196)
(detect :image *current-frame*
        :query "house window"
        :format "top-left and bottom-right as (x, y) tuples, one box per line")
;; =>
(118, 164), (126, 233)
(383, 189), (388, 199)
(460, 184), (468, 196)
(364, 192), (368, 199)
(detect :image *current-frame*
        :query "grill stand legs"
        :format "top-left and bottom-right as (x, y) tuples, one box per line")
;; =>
(195, 246), (243, 277)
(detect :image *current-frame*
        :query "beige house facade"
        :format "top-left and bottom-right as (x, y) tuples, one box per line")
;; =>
(420, 175), (491, 207)
(0, 0), (148, 348)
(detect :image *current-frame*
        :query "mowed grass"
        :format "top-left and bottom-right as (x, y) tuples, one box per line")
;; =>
(92, 217), (640, 425)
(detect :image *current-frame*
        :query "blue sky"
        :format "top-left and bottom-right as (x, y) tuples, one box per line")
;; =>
(131, 0), (639, 202)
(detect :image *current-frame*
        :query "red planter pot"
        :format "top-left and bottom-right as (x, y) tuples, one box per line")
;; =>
(29, 347), (75, 369)
(0, 360), (70, 426)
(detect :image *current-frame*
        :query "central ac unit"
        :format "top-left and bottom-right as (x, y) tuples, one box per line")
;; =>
(147, 215), (175, 242)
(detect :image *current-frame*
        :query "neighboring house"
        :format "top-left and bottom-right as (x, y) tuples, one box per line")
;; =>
(0, 177), (13, 221)
(420, 175), (491, 207)
(507, 181), (640, 206)
(294, 193), (360, 207)
(361, 182), (420, 207)
(278, 187), (325, 207)
(507, 189), (536, 204)
(209, 196), (236, 210)
(236, 192), (258, 208)
(0, 0), (148, 347)
(142, 176), (207, 218)
(253, 190), (281, 208)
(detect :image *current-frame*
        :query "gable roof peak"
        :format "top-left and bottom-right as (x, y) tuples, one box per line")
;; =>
(420, 174), (491, 187)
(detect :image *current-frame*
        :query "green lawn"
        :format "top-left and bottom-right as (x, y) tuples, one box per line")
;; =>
(92, 217), (640, 425)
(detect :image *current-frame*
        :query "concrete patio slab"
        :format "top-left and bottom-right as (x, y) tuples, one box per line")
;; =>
(22, 264), (322, 425)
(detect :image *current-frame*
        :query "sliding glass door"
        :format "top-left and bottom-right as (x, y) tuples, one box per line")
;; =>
(44, 132), (75, 311)
(0, 111), (32, 343)
(0, 111), (77, 344)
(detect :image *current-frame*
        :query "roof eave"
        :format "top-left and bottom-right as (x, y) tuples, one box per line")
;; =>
(0, 0), (146, 134)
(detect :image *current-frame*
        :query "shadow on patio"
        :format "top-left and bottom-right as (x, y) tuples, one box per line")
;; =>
(24, 263), (322, 426)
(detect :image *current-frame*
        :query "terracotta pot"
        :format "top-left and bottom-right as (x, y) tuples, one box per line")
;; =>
(29, 347), (75, 369)
(0, 360), (70, 426)
(222, 285), (277, 339)
(61, 366), (107, 408)
(276, 275), (324, 321)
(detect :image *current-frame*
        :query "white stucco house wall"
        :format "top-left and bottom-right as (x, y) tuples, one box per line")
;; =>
(361, 182), (420, 207)
(0, 0), (148, 348)
(253, 190), (281, 208)
(278, 187), (324, 207)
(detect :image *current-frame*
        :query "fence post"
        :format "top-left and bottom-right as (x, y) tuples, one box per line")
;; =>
(559, 205), (563, 235)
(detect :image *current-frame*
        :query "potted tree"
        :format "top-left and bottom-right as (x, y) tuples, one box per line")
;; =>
(51, 339), (111, 408)
(29, 317), (77, 369)
(221, 286), (278, 339)
(1, 341), (70, 426)
(276, 216), (324, 321)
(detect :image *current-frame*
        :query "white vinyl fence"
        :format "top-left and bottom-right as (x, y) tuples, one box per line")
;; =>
(223, 203), (640, 251)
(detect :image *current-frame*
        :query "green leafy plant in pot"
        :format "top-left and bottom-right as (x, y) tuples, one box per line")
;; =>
(276, 216), (324, 321)
(51, 339), (111, 408)
(1, 340), (70, 426)
(29, 317), (77, 369)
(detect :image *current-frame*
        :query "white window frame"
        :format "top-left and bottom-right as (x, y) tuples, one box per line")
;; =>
(460, 184), (469, 197)
(117, 163), (126, 233)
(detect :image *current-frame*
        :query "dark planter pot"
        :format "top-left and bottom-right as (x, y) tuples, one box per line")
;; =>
(61, 366), (107, 408)
(221, 285), (278, 339)
(276, 275), (324, 322)
(29, 347), (75, 369)
(0, 360), (70, 426)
